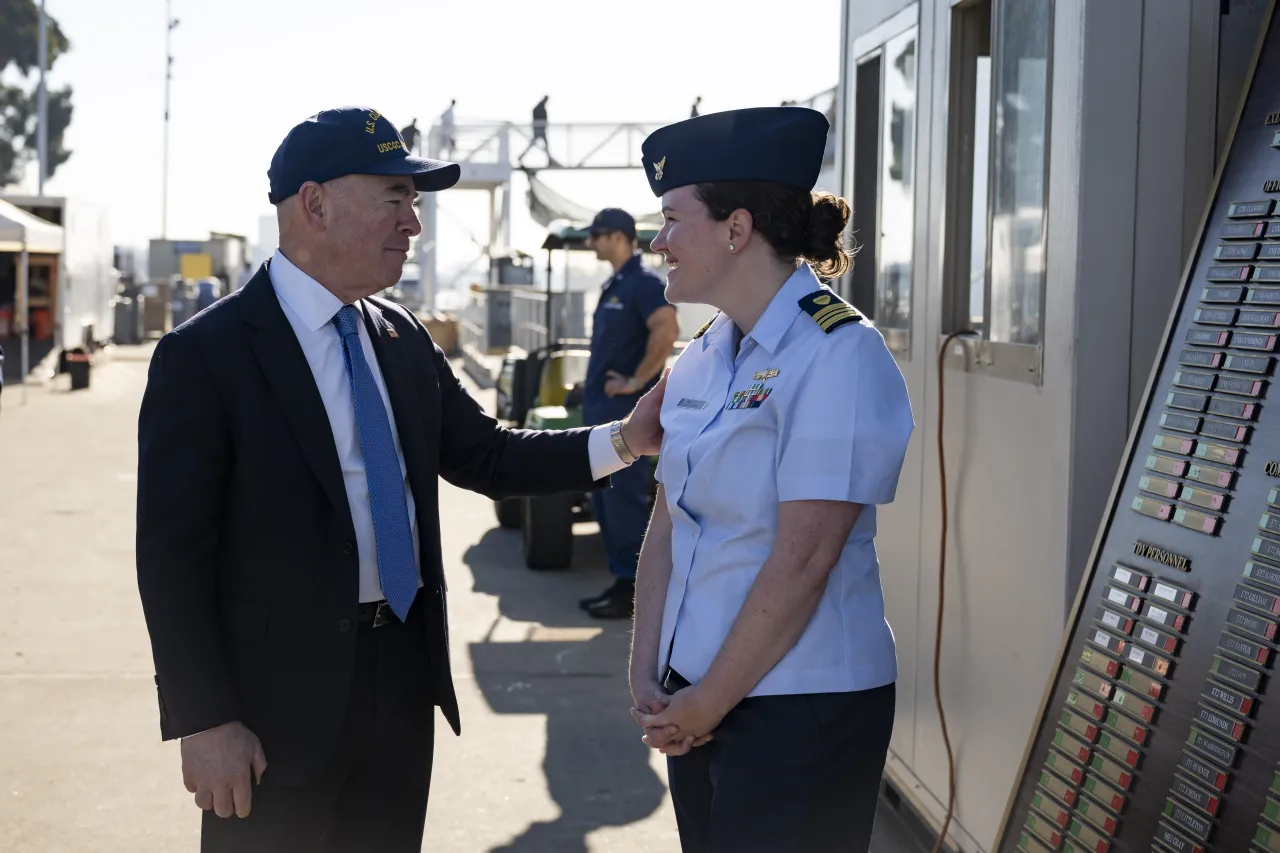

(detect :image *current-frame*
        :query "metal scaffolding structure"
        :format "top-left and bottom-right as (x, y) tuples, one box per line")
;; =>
(412, 119), (667, 313)
(412, 89), (838, 313)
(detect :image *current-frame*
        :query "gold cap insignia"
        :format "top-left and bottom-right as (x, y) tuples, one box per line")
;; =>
(653, 156), (666, 181)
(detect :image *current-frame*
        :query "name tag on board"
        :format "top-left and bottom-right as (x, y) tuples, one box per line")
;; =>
(677, 398), (707, 410)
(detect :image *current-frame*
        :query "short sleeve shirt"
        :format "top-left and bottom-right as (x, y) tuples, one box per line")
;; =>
(654, 263), (915, 696)
(584, 254), (670, 422)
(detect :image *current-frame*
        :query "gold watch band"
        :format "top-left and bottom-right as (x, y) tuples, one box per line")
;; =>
(610, 421), (638, 464)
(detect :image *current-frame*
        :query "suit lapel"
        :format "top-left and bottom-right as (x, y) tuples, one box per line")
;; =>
(239, 267), (351, 522)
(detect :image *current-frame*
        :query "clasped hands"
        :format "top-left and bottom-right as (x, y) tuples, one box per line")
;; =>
(629, 678), (723, 756)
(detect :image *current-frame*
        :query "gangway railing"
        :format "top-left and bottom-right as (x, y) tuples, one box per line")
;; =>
(428, 121), (671, 171)
(416, 94), (838, 314)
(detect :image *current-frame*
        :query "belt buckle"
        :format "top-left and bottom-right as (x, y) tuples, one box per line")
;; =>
(371, 602), (392, 628)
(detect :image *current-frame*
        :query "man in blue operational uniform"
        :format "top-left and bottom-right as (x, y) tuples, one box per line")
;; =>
(579, 208), (679, 618)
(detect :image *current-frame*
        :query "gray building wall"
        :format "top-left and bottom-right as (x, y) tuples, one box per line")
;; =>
(839, 0), (1253, 849)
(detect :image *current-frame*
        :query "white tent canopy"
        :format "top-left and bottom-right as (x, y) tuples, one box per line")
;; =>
(1, 197), (64, 397)
(0, 197), (62, 254)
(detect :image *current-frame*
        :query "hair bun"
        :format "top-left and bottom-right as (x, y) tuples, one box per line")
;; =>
(804, 193), (852, 279)
(691, 181), (855, 278)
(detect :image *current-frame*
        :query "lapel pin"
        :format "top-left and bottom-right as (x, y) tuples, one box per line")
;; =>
(386, 325), (399, 338)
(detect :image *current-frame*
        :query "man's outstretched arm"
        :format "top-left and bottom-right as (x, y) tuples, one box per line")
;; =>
(432, 342), (662, 499)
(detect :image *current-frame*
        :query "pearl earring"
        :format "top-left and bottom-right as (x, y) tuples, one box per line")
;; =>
(729, 243), (735, 252)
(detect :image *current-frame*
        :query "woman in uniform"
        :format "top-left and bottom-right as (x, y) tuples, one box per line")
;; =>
(626, 106), (915, 852)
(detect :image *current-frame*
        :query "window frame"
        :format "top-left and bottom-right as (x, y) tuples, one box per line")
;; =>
(847, 50), (883, 328)
(941, 0), (1055, 385)
(844, 4), (921, 359)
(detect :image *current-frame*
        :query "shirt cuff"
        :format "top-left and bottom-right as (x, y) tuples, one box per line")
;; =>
(588, 423), (632, 480)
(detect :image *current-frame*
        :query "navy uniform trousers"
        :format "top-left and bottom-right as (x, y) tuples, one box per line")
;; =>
(201, 596), (433, 853)
(664, 671), (896, 853)
(589, 459), (652, 580)
(584, 397), (652, 581)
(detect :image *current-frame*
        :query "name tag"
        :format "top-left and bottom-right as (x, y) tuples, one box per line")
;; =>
(677, 398), (707, 410)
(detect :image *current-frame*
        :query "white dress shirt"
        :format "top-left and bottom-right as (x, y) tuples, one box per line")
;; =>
(268, 249), (631, 603)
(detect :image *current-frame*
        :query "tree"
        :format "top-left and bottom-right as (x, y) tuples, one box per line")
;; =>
(0, 0), (73, 188)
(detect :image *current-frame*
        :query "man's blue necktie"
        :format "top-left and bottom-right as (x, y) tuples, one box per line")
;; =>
(332, 304), (418, 621)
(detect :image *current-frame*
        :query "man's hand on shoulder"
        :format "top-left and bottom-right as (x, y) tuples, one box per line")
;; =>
(181, 721), (268, 818)
(620, 369), (668, 457)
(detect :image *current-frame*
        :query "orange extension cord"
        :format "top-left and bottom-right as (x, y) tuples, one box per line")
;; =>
(931, 331), (978, 853)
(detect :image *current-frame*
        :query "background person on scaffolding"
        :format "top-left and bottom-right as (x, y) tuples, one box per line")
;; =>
(519, 95), (554, 165)
(579, 208), (679, 619)
(399, 118), (420, 154)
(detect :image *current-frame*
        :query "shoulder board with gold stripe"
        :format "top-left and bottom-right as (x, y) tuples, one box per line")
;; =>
(692, 312), (719, 339)
(798, 289), (862, 334)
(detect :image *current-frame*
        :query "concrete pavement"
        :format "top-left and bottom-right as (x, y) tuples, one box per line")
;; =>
(0, 343), (926, 852)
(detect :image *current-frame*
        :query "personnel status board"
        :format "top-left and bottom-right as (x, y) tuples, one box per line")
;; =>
(995, 8), (1280, 853)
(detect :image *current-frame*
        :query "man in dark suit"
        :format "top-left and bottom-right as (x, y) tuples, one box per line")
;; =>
(135, 106), (664, 852)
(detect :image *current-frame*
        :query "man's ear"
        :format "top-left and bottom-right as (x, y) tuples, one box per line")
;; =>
(297, 182), (327, 232)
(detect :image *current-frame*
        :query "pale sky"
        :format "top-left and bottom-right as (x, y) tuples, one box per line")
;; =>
(10, 0), (842, 274)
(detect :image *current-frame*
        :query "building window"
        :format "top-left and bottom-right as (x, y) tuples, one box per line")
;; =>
(876, 29), (917, 355)
(945, 0), (1052, 348)
(847, 23), (918, 356)
(849, 55), (881, 325)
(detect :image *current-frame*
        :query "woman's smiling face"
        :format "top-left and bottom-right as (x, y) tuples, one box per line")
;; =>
(649, 185), (733, 304)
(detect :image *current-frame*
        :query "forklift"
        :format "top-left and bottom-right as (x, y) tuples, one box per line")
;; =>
(493, 222), (663, 570)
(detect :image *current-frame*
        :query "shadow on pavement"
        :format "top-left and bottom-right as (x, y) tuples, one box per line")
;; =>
(464, 525), (667, 853)
(461, 524), (931, 853)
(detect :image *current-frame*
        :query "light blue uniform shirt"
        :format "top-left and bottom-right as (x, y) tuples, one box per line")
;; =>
(655, 264), (914, 697)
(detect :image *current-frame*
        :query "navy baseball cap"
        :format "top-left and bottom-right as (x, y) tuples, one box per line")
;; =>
(640, 107), (829, 197)
(585, 208), (636, 238)
(267, 106), (461, 204)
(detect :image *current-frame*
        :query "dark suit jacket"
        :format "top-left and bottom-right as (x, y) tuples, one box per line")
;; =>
(135, 265), (603, 784)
